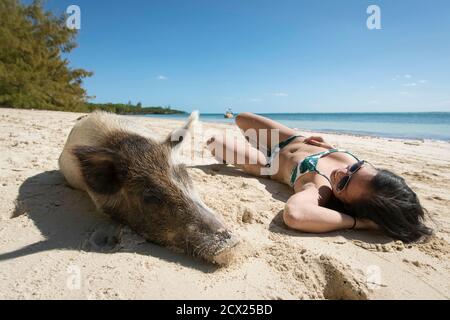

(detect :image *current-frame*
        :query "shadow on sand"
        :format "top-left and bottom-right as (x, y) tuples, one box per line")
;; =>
(1, 170), (216, 273)
(191, 164), (293, 203)
(193, 164), (392, 245)
(267, 210), (392, 244)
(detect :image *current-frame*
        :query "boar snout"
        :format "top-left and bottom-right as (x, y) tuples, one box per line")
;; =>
(185, 206), (240, 266)
(210, 231), (240, 266)
(191, 228), (240, 266)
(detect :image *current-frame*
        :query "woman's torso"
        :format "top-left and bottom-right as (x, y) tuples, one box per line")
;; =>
(270, 137), (358, 193)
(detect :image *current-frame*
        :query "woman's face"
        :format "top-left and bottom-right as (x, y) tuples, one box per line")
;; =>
(330, 163), (378, 203)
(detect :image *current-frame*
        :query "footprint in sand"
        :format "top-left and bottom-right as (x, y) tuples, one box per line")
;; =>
(352, 240), (407, 252)
(264, 243), (370, 300)
(318, 255), (370, 300)
(241, 207), (255, 224)
(82, 224), (122, 252)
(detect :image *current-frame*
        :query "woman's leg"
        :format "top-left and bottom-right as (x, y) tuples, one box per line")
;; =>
(206, 134), (268, 177)
(235, 112), (299, 153)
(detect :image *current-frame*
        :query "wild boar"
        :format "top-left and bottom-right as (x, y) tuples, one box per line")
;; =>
(59, 111), (239, 265)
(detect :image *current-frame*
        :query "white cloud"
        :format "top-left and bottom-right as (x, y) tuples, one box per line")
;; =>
(250, 98), (262, 102)
(399, 91), (409, 95)
(402, 83), (417, 87)
(369, 85), (376, 89)
(393, 74), (413, 81)
(156, 75), (168, 80)
(368, 100), (379, 104)
(273, 92), (288, 97)
(418, 80), (428, 84)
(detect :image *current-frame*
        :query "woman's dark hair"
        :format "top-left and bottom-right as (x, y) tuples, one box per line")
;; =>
(344, 169), (433, 242)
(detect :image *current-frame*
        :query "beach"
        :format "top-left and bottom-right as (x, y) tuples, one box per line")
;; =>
(0, 108), (449, 299)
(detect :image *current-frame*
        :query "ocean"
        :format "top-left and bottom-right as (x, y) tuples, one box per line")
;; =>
(142, 112), (450, 141)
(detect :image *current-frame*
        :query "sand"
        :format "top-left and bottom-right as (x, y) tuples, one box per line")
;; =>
(0, 108), (449, 300)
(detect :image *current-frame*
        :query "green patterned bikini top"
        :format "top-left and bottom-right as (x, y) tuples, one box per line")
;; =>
(290, 149), (360, 187)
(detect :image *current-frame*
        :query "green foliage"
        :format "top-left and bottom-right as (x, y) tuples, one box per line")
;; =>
(85, 102), (185, 115)
(0, 0), (186, 115)
(0, 0), (92, 110)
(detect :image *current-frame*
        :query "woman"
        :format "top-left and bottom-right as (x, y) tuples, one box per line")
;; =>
(207, 112), (432, 242)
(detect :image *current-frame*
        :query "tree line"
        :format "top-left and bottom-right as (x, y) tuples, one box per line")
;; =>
(84, 102), (184, 115)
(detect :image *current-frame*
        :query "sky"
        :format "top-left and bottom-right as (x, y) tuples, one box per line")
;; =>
(32, 0), (450, 113)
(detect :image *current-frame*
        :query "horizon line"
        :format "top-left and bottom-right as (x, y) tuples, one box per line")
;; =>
(196, 111), (450, 115)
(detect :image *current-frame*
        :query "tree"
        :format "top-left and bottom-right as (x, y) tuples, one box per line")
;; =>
(0, 0), (92, 110)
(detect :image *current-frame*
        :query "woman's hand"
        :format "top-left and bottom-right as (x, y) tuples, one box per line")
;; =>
(303, 136), (334, 149)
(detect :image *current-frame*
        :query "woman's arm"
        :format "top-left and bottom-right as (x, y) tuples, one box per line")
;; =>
(303, 136), (335, 149)
(283, 187), (376, 233)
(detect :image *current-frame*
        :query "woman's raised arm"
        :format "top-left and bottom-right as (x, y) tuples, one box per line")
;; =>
(283, 187), (376, 233)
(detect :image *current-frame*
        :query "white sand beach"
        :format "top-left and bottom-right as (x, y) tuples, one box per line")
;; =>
(0, 108), (449, 299)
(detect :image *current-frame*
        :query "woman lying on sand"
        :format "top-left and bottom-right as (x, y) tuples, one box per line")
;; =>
(207, 112), (432, 242)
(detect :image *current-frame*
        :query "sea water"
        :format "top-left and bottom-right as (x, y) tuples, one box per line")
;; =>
(143, 112), (450, 141)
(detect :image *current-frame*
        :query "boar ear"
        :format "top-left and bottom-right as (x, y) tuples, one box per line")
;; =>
(164, 111), (198, 149)
(72, 146), (127, 194)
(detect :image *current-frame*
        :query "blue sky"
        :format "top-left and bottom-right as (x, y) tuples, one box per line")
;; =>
(36, 0), (450, 113)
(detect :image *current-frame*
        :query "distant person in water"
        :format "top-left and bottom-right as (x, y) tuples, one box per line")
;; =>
(207, 112), (432, 242)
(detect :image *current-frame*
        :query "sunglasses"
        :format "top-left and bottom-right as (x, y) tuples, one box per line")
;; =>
(336, 160), (366, 192)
